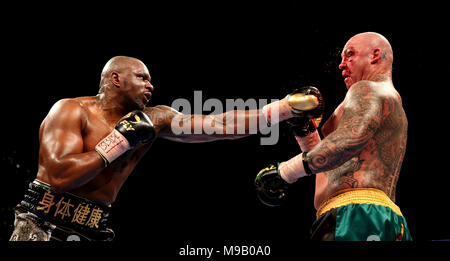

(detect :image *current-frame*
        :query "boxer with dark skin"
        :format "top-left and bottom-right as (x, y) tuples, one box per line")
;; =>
(36, 56), (262, 206)
(13, 54), (320, 241)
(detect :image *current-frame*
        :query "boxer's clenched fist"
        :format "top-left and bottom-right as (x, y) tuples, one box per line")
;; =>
(95, 110), (155, 166)
(285, 86), (324, 137)
(262, 86), (324, 126)
(288, 86), (324, 119)
(255, 164), (289, 207)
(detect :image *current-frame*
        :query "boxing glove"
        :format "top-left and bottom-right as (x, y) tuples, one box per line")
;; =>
(262, 86), (324, 126)
(286, 117), (318, 137)
(255, 164), (289, 207)
(288, 86), (324, 119)
(95, 110), (155, 166)
(286, 86), (324, 137)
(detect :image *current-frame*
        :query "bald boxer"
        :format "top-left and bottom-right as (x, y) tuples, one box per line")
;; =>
(10, 56), (320, 241)
(256, 32), (412, 241)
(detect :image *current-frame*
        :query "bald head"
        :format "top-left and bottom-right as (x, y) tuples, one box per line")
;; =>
(339, 32), (394, 88)
(346, 32), (393, 65)
(99, 56), (147, 92)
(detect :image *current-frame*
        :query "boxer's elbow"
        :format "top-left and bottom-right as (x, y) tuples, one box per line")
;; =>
(48, 178), (71, 193)
(41, 169), (71, 192)
(45, 167), (74, 193)
(43, 158), (81, 192)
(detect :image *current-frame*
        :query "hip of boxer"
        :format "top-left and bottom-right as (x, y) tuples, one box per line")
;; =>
(10, 180), (114, 241)
(311, 188), (412, 241)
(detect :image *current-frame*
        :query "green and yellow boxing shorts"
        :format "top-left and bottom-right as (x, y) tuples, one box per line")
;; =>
(311, 188), (412, 241)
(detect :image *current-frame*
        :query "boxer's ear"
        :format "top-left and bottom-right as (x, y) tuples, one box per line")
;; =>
(111, 71), (120, 87)
(370, 48), (382, 64)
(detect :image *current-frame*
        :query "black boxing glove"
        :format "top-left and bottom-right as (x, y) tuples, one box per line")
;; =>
(95, 110), (155, 166)
(254, 164), (289, 207)
(286, 117), (318, 137)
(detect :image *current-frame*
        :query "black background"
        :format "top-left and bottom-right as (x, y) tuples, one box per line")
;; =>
(2, 1), (449, 256)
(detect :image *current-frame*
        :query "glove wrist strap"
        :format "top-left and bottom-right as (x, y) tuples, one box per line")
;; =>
(95, 129), (131, 165)
(302, 152), (313, 176)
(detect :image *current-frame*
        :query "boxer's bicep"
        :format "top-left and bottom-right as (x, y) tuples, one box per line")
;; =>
(321, 102), (345, 137)
(39, 100), (106, 191)
(40, 99), (84, 162)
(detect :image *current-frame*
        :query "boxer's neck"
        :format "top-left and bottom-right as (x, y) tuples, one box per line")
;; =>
(96, 90), (131, 120)
(365, 63), (392, 83)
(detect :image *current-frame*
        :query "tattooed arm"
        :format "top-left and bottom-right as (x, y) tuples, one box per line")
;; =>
(144, 105), (267, 143)
(279, 81), (384, 183)
(295, 131), (322, 152)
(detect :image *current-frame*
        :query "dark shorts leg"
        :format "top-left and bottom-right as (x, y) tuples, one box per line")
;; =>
(310, 208), (337, 241)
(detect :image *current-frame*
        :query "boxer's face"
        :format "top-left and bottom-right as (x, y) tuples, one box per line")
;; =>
(339, 39), (371, 89)
(120, 62), (154, 110)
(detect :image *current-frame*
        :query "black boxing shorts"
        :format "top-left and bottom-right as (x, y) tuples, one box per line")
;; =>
(10, 180), (114, 241)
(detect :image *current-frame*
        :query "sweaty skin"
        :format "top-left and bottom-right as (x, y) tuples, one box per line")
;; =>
(36, 56), (266, 206)
(286, 33), (407, 209)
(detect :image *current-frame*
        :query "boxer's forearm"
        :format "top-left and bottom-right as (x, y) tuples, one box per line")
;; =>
(281, 121), (376, 182)
(44, 151), (105, 192)
(204, 109), (268, 136)
(294, 130), (321, 152)
(218, 109), (268, 135)
(304, 131), (368, 173)
(279, 131), (322, 183)
(164, 109), (267, 143)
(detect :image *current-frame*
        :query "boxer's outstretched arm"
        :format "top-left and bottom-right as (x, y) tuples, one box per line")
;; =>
(145, 105), (266, 143)
(37, 99), (104, 192)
